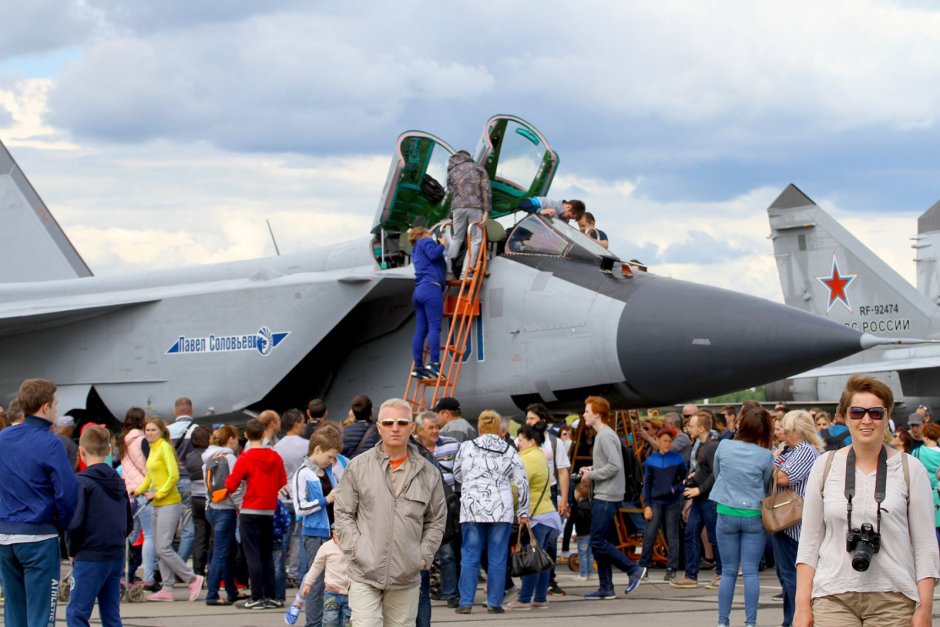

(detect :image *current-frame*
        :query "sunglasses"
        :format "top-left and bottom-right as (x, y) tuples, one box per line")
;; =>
(846, 406), (887, 421)
(380, 419), (412, 427)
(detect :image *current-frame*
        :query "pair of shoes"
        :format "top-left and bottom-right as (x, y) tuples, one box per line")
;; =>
(664, 568), (677, 582)
(238, 598), (266, 609)
(548, 583), (566, 596)
(455, 605), (472, 614)
(146, 589), (175, 602)
(772, 592), (784, 601)
(264, 599), (281, 609)
(486, 605), (505, 614)
(206, 599), (232, 606)
(503, 600), (531, 610)
(188, 575), (204, 602)
(670, 576), (699, 589)
(411, 366), (429, 379)
(142, 581), (161, 593)
(700, 558), (716, 571)
(446, 598), (460, 609)
(625, 566), (646, 595)
(531, 601), (549, 609)
(705, 575), (722, 590)
(424, 363), (442, 379)
(584, 589), (617, 600)
(576, 574), (590, 581)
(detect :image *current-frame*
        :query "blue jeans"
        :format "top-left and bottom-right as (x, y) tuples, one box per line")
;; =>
(134, 495), (156, 583)
(590, 499), (641, 594)
(458, 522), (510, 609)
(772, 532), (799, 627)
(685, 498), (721, 579)
(205, 508), (238, 602)
(272, 502), (295, 601)
(716, 514), (765, 626)
(518, 523), (557, 604)
(412, 282), (444, 364)
(177, 477), (194, 562)
(0, 537), (60, 627)
(417, 570), (431, 627)
(437, 540), (458, 600)
(303, 535), (328, 627)
(66, 559), (123, 627)
(577, 536), (594, 577)
(322, 590), (351, 627)
(639, 500), (681, 571)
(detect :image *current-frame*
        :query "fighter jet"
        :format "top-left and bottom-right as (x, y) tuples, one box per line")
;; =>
(0, 116), (882, 424)
(767, 184), (940, 408)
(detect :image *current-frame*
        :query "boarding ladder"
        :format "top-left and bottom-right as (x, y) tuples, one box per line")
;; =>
(404, 226), (488, 412)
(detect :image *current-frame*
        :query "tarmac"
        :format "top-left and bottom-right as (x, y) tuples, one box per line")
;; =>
(8, 566), (940, 626)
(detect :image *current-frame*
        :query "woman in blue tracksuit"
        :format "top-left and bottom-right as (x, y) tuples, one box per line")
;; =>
(408, 226), (447, 379)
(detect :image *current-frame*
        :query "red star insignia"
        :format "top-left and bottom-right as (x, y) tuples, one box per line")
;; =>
(816, 255), (856, 313)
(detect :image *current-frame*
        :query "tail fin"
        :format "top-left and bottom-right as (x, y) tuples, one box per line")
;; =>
(915, 200), (940, 307)
(0, 139), (91, 282)
(768, 184), (938, 339)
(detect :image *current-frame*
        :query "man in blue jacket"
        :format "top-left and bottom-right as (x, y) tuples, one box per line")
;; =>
(0, 378), (79, 627)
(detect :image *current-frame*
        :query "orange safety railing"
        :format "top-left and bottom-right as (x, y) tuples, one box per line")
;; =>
(404, 224), (488, 412)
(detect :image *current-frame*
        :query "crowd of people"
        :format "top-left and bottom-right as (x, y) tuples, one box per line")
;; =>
(1, 375), (939, 627)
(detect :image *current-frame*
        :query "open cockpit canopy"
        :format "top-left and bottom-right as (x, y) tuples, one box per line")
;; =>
(371, 115), (561, 268)
(506, 214), (618, 263)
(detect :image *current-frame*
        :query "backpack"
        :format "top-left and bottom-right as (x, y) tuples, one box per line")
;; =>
(273, 500), (292, 540)
(822, 425), (851, 452)
(441, 481), (461, 546)
(205, 453), (231, 503)
(621, 442), (643, 503)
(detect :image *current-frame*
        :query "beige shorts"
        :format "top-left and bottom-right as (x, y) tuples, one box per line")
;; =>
(812, 591), (915, 627)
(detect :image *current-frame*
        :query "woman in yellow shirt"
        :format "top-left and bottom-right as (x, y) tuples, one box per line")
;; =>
(507, 424), (563, 610)
(136, 418), (203, 602)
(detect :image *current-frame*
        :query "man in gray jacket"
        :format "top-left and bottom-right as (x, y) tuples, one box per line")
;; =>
(579, 395), (646, 600)
(334, 398), (447, 627)
(446, 151), (491, 279)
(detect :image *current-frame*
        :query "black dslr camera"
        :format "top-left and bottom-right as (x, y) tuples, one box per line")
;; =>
(846, 522), (880, 572)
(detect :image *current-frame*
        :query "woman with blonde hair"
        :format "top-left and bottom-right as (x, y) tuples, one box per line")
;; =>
(771, 410), (822, 627)
(136, 418), (204, 602)
(408, 225), (447, 380)
(453, 410), (530, 614)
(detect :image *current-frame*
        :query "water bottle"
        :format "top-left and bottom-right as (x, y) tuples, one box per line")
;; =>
(284, 591), (304, 624)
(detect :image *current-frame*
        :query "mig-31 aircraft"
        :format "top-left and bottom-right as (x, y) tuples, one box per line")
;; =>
(0, 116), (889, 424)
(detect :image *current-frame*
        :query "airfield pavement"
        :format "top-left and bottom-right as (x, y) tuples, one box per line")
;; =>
(11, 566), (940, 626)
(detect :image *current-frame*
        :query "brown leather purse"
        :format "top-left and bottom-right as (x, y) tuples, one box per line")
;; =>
(761, 468), (803, 533)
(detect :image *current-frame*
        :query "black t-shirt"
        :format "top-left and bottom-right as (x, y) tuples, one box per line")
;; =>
(321, 471), (335, 526)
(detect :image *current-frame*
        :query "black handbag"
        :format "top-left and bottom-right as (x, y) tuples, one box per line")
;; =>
(509, 481), (554, 577)
(510, 524), (555, 577)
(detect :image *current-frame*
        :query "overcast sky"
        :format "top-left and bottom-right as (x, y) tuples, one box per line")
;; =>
(2, 0), (938, 301)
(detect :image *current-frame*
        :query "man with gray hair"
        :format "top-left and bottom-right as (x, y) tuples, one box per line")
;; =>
(335, 398), (446, 626)
(54, 414), (79, 471)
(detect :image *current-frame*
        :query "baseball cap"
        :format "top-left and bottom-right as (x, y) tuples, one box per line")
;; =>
(908, 412), (924, 425)
(431, 397), (460, 412)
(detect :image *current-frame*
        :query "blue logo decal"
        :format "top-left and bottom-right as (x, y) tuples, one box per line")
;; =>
(167, 326), (289, 356)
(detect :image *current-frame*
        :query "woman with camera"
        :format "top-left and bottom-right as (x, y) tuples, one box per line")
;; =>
(795, 375), (939, 627)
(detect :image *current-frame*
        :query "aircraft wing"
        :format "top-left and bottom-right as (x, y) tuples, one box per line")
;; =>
(0, 266), (408, 339)
(793, 349), (940, 378)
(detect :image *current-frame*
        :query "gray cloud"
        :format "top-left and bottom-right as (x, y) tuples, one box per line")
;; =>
(0, 1), (95, 61)
(661, 230), (750, 265)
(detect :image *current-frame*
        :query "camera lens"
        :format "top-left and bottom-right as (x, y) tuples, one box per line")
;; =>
(851, 542), (875, 572)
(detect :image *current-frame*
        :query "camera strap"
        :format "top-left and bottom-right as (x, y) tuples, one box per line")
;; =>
(844, 446), (888, 533)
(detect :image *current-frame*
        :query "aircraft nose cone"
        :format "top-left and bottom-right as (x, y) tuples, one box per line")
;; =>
(617, 276), (865, 405)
